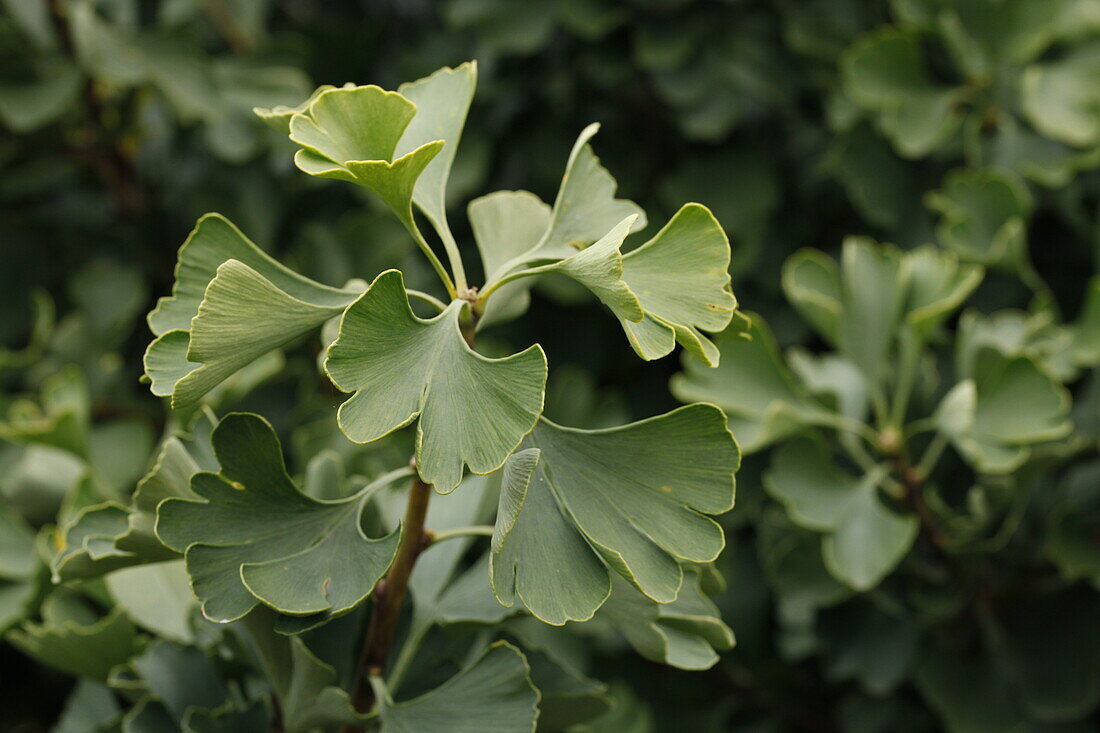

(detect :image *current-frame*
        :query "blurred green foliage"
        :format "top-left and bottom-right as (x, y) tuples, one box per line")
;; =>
(3, 0), (1100, 731)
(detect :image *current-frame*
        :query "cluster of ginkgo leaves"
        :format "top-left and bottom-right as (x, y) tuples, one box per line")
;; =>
(2, 61), (746, 731)
(671, 233), (1100, 729)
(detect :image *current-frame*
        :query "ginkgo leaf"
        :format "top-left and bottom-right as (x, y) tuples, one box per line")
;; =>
(486, 215), (644, 324)
(469, 190), (551, 327)
(9, 606), (140, 681)
(0, 502), (39, 632)
(156, 413), (401, 624)
(378, 641), (539, 733)
(529, 122), (646, 260)
(617, 203), (738, 365)
(288, 85), (443, 231)
(765, 438), (917, 591)
(836, 237), (906, 382)
(144, 214), (359, 409)
(903, 245), (984, 340)
(671, 316), (826, 453)
(324, 269), (547, 492)
(252, 84), (340, 133)
(52, 410), (216, 582)
(490, 404), (738, 625)
(782, 249), (842, 345)
(925, 168), (1033, 270)
(841, 27), (964, 157)
(935, 350), (1073, 474)
(395, 62), (477, 244)
(477, 124), (646, 294)
(1023, 43), (1100, 148)
(597, 571), (734, 671)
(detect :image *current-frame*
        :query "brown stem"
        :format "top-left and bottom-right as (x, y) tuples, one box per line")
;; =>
(348, 472), (433, 716)
(47, 0), (145, 214)
(888, 451), (949, 551)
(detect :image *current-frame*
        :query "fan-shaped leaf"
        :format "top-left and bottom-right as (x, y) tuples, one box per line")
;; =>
(616, 204), (738, 365)
(289, 85), (443, 231)
(936, 350), (1072, 473)
(490, 404), (738, 624)
(144, 215), (359, 409)
(671, 316), (825, 453)
(378, 642), (539, 733)
(598, 570), (734, 670)
(765, 438), (917, 591)
(156, 413), (401, 624)
(324, 269), (547, 492)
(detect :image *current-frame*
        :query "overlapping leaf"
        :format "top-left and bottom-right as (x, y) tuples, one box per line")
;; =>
(926, 169), (1033, 270)
(1023, 42), (1100, 149)
(287, 84), (442, 231)
(324, 269), (547, 492)
(52, 410), (216, 582)
(156, 413), (401, 624)
(841, 27), (964, 157)
(469, 190), (551, 326)
(144, 214), (360, 409)
(764, 438), (917, 591)
(377, 642), (539, 733)
(935, 349), (1073, 473)
(395, 62), (477, 246)
(671, 316), (826, 453)
(0, 502), (40, 632)
(617, 204), (739, 365)
(490, 404), (738, 625)
(597, 571), (734, 670)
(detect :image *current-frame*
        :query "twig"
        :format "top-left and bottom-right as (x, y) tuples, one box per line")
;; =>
(347, 471), (433, 718)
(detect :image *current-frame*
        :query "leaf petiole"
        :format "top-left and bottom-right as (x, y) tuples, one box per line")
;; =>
(428, 525), (494, 545)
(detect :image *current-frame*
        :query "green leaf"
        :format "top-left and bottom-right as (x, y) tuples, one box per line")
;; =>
(106, 562), (197, 644)
(280, 638), (362, 732)
(529, 122), (646, 261)
(144, 214), (359, 408)
(495, 214), (644, 324)
(54, 680), (121, 733)
(126, 641), (228, 720)
(156, 413), (400, 624)
(925, 169), (1033, 270)
(1071, 276), (1100, 367)
(936, 350), (1073, 474)
(0, 501), (39, 633)
(837, 237), (906, 382)
(252, 84), (339, 133)
(765, 438), (917, 591)
(671, 316), (825, 453)
(289, 84), (444, 230)
(8, 606), (141, 681)
(618, 204), (738, 365)
(239, 611), (362, 732)
(1023, 43), (1100, 148)
(324, 269), (547, 492)
(378, 641), (539, 733)
(903, 245), (984, 340)
(469, 190), (551, 326)
(521, 646), (610, 730)
(956, 308), (1076, 382)
(598, 570), (734, 670)
(395, 62), (477, 243)
(52, 411), (216, 582)
(782, 249), (842, 345)
(841, 27), (964, 157)
(491, 404), (738, 624)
